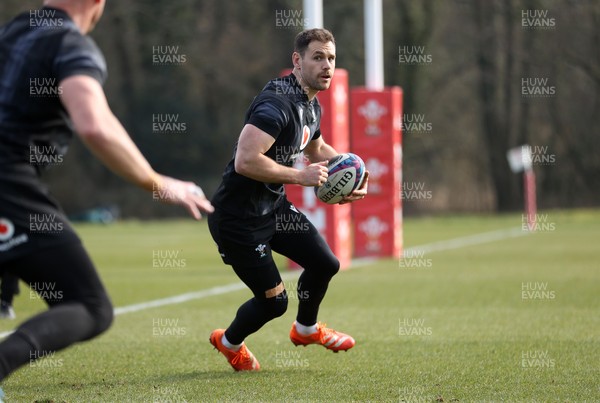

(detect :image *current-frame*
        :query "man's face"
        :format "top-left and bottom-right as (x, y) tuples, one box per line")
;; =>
(295, 40), (336, 92)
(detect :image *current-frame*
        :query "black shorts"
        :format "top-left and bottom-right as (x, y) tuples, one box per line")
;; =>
(208, 198), (333, 269)
(0, 165), (79, 265)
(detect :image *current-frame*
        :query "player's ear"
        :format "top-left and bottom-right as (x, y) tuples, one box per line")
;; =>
(292, 51), (301, 69)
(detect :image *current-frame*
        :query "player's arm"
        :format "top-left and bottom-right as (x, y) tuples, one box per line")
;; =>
(305, 136), (370, 204)
(234, 124), (328, 187)
(303, 136), (338, 163)
(59, 75), (213, 219)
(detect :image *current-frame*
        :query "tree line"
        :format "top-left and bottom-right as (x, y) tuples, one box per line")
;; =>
(1, 0), (598, 217)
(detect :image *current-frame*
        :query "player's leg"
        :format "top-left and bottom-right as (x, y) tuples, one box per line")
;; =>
(207, 212), (287, 370)
(0, 274), (19, 319)
(270, 201), (339, 325)
(0, 242), (113, 382)
(208, 244), (288, 371)
(226, 257), (288, 344)
(270, 201), (355, 352)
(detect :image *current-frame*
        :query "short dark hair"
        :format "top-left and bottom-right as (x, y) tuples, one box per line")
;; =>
(294, 28), (335, 56)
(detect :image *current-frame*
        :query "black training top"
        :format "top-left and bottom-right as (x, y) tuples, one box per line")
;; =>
(211, 73), (322, 218)
(0, 7), (106, 262)
(0, 7), (106, 168)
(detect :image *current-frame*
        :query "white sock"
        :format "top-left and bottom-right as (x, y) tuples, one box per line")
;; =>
(295, 321), (318, 336)
(221, 333), (242, 351)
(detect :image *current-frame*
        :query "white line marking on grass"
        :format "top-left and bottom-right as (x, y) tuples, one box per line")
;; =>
(402, 226), (531, 256)
(351, 227), (531, 266)
(0, 271), (302, 339)
(113, 270), (300, 315)
(113, 282), (246, 315)
(0, 227), (531, 339)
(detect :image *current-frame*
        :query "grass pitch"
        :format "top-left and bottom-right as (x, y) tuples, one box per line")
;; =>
(1, 209), (599, 402)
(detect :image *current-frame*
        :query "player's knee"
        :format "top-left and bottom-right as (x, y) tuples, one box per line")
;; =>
(322, 254), (340, 278)
(97, 302), (114, 335)
(308, 249), (340, 278)
(89, 298), (114, 337)
(261, 290), (288, 319)
(270, 291), (288, 318)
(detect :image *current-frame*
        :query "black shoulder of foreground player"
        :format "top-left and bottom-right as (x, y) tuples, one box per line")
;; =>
(0, 1), (212, 399)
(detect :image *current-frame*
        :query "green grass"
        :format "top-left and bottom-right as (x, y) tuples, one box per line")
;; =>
(1, 210), (599, 402)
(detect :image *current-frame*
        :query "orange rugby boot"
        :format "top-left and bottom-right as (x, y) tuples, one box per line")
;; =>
(289, 321), (355, 352)
(209, 329), (260, 371)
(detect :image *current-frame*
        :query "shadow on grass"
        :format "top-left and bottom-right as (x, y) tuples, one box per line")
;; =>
(149, 366), (320, 383)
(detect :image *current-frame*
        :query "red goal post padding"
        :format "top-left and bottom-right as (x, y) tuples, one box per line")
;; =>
(350, 87), (403, 258)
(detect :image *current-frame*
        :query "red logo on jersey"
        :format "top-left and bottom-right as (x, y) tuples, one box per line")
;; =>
(0, 218), (15, 242)
(300, 125), (311, 151)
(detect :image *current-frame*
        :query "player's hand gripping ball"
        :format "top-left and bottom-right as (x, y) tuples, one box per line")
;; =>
(315, 153), (366, 204)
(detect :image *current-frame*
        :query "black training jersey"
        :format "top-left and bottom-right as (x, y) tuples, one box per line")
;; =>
(0, 8), (106, 262)
(212, 73), (322, 218)
(0, 7), (107, 168)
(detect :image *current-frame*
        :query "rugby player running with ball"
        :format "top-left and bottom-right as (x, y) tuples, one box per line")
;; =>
(208, 28), (369, 371)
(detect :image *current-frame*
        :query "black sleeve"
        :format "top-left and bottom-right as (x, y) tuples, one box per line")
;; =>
(246, 94), (290, 140)
(312, 101), (322, 140)
(53, 31), (107, 84)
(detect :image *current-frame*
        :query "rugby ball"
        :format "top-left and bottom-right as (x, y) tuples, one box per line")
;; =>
(315, 153), (366, 204)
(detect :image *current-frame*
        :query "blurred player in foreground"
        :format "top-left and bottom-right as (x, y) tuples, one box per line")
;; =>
(0, 0), (213, 398)
(208, 28), (368, 371)
(0, 274), (19, 320)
